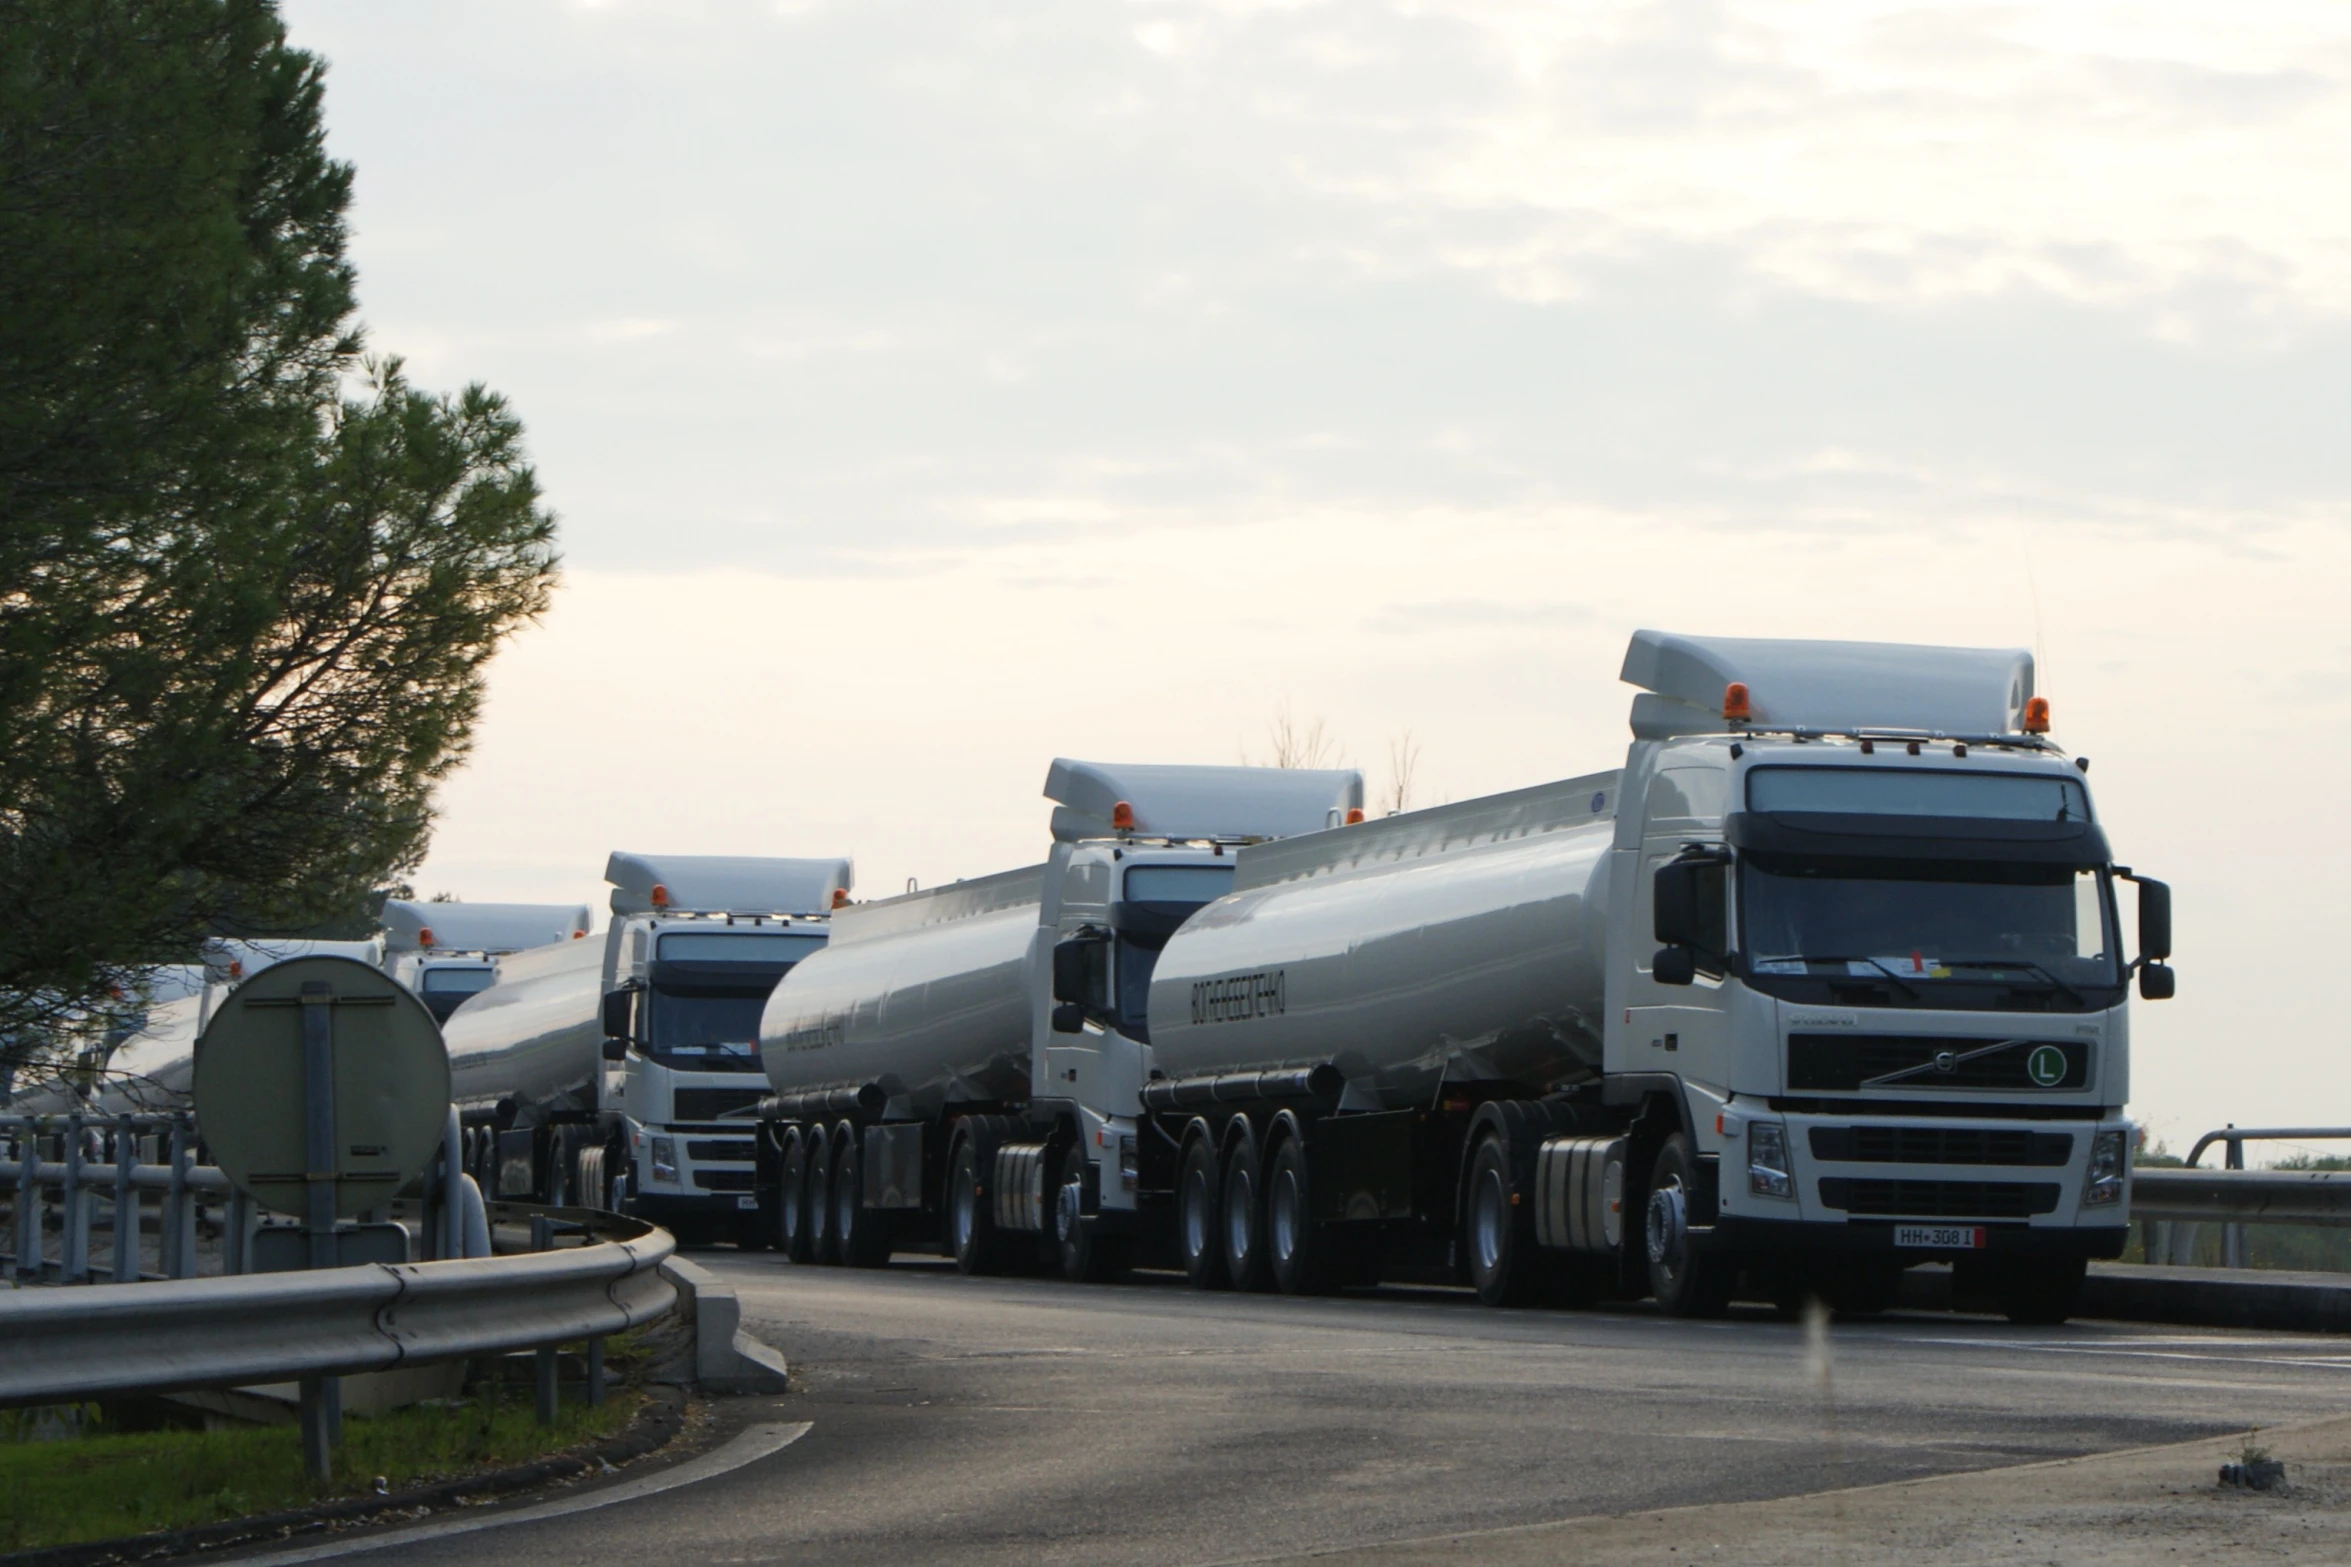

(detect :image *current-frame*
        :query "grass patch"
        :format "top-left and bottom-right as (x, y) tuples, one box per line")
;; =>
(0, 1384), (641, 1554)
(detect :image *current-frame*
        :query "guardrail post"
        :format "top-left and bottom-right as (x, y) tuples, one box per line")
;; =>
(532, 1213), (559, 1425)
(2223, 1129), (2246, 1269)
(60, 1114), (87, 1282)
(299, 1375), (341, 1482)
(163, 1119), (193, 1279)
(298, 981), (343, 1477)
(225, 1189), (250, 1275)
(586, 1335), (605, 1408)
(112, 1116), (137, 1283)
(13, 1130), (42, 1280)
(439, 1107), (463, 1263)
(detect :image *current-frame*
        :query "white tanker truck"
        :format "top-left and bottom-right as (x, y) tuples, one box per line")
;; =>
(753, 761), (1362, 1271)
(443, 852), (849, 1245)
(761, 632), (2172, 1323)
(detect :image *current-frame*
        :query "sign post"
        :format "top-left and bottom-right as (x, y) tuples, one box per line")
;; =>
(193, 957), (450, 1482)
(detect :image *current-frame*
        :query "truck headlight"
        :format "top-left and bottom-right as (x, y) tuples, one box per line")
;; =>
(1748, 1122), (1792, 1199)
(2084, 1129), (2126, 1207)
(649, 1136), (678, 1184)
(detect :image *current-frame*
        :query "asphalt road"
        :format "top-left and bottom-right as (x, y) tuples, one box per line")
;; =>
(335, 1256), (2351, 1566)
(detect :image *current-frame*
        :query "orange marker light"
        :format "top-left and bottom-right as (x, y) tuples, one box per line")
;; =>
(1111, 800), (1136, 830)
(1722, 681), (1752, 722)
(572, 928), (586, 939)
(1344, 807), (1365, 825)
(831, 888), (850, 909)
(2022, 695), (2051, 734)
(417, 926), (436, 949)
(649, 883), (670, 909)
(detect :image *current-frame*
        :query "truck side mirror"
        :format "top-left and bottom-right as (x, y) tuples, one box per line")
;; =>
(600, 1036), (629, 1062)
(2134, 877), (2171, 962)
(1051, 1001), (1086, 1034)
(1051, 938), (1095, 1005)
(1653, 860), (1703, 948)
(1652, 946), (1697, 987)
(2138, 963), (2175, 1001)
(600, 988), (634, 1041)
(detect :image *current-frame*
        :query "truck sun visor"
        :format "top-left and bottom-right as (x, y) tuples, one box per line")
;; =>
(605, 852), (854, 917)
(1621, 630), (2035, 739)
(1044, 759), (1365, 843)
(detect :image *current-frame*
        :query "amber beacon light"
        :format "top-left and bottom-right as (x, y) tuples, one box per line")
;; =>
(649, 882), (670, 909)
(2022, 695), (2051, 734)
(1722, 681), (1752, 722)
(1111, 800), (1137, 831)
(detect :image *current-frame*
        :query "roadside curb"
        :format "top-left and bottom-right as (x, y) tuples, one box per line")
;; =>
(660, 1257), (790, 1394)
(0, 1388), (689, 1567)
(2083, 1260), (2351, 1334)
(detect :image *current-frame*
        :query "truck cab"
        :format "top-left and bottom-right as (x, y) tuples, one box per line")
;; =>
(379, 899), (591, 1022)
(1612, 632), (2169, 1316)
(1028, 760), (1364, 1274)
(593, 854), (847, 1241)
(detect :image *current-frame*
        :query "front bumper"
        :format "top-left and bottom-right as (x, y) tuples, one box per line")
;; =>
(1702, 1213), (2126, 1262)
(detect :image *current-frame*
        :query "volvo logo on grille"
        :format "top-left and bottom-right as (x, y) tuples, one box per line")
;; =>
(1934, 1050), (1957, 1074)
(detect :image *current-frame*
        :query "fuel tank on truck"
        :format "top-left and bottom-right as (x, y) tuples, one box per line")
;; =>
(441, 931), (607, 1120)
(760, 863), (1044, 1117)
(1147, 770), (1621, 1109)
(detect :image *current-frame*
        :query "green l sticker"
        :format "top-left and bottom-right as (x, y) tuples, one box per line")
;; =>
(2026, 1044), (2068, 1087)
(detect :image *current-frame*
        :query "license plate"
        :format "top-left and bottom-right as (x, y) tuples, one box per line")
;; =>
(1895, 1224), (1986, 1249)
(736, 1195), (760, 1211)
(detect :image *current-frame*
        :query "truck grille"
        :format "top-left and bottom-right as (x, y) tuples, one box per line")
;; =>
(672, 1088), (765, 1121)
(687, 1139), (756, 1163)
(1809, 1127), (2073, 1168)
(1818, 1177), (2060, 1219)
(695, 1169), (754, 1192)
(1788, 1035), (2088, 1093)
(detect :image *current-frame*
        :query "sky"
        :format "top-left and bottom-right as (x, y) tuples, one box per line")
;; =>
(281, 0), (2351, 1149)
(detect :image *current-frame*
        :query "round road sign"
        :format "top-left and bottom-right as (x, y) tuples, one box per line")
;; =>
(2026, 1044), (2068, 1088)
(192, 954), (451, 1220)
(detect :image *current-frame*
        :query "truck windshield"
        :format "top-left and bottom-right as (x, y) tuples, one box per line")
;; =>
(1115, 863), (1236, 1042)
(1743, 858), (2119, 989)
(417, 965), (493, 1023)
(645, 983), (777, 1068)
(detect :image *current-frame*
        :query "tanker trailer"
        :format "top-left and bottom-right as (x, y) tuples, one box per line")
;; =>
(444, 852), (848, 1245)
(754, 864), (1045, 1266)
(757, 758), (1364, 1277)
(1145, 630), (2173, 1324)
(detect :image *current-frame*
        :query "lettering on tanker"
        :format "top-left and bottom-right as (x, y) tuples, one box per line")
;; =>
(1191, 969), (1286, 1026)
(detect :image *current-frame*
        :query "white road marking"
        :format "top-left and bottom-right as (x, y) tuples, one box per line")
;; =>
(221, 1421), (812, 1566)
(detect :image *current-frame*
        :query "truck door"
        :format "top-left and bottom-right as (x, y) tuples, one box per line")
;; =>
(1628, 764), (1734, 1095)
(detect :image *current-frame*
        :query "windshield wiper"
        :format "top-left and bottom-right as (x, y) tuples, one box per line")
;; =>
(1755, 954), (1924, 1001)
(1943, 958), (2085, 1006)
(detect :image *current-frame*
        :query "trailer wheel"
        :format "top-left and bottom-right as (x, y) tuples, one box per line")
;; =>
(1177, 1136), (1227, 1290)
(1993, 1255), (2084, 1325)
(1464, 1133), (1538, 1308)
(1267, 1136), (1334, 1296)
(1054, 1143), (1126, 1283)
(1645, 1133), (1732, 1317)
(806, 1124), (836, 1264)
(1221, 1136), (1272, 1293)
(774, 1128), (813, 1262)
(945, 1132), (1001, 1275)
(833, 1128), (891, 1268)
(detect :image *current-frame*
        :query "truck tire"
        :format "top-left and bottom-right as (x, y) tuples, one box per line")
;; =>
(1995, 1255), (2085, 1325)
(945, 1132), (1002, 1275)
(1178, 1136), (1227, 1290)
(1266, 1135), (1334, 1296)
(1221, 1135), (1272, 1293)
(833, 1126), (891, 1268)
(776, 1128), (814, 1262)
(806, 1124), (837, 1264)
(1645, 1133), (1732, 1317)
(1464, 1133), (1538, 1308)
(1055, 1143), (1125, 1283)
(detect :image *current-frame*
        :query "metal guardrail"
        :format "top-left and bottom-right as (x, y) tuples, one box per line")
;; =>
(2, 1113), (232, 1281)
(2139, 1125), (2351, 1269)
(0, 1203), (677, 1410)
(2131, 1167), (2351, 1226)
